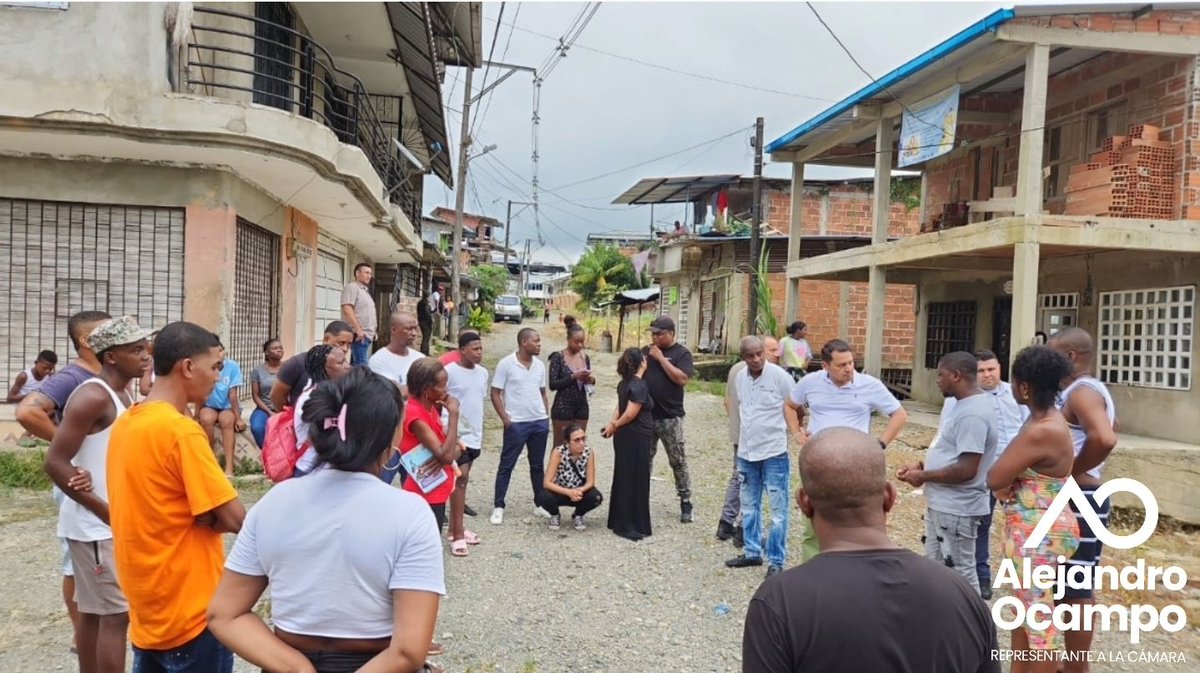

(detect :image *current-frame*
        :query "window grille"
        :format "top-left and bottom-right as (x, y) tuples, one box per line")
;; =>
(925, 300), (977, 368)
(1098, 285), (1193, 391)
(231, 218), (281, 399)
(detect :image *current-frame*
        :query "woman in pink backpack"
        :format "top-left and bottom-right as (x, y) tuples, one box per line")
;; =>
(291, 345), (352, 477)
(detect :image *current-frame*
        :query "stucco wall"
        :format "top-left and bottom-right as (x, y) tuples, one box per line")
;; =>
(0, 2), (170, 95)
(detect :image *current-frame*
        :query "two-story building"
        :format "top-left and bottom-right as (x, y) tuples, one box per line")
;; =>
(768, 4), (1200, 519)
(0, 1), (478, 393)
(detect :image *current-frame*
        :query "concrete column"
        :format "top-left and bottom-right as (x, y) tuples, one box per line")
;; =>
(873, 116), (895, 245)
(1016, 44), (1050, 216)
(784, 162), (805, 322)
(1009, 242), (1040, 366)
(864, 265), (888, 376)
(183, 205), (237, 338)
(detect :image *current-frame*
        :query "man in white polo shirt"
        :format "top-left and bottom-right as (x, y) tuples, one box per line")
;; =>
(786, 339), (908, 562)
(489, 327), (551, 525)
(368, 311), (424, 485)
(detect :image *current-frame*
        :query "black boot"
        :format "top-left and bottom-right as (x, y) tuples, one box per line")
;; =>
(732, 526), (744, 548)
(716, 519), (735, 541)
(680, 500), (694, 523)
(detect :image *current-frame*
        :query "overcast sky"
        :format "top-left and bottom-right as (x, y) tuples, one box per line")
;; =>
(423, 2), (1010, 265)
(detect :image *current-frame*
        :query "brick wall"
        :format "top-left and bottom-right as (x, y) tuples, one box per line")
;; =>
(921, 18), (1199, 222)
(765, 183), (921, 237)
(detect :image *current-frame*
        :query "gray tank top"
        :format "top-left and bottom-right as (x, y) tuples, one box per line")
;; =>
(1058, 376), (1116, 479)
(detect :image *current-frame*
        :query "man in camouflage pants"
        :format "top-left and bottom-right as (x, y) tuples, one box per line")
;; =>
(642, 317), (695, 523)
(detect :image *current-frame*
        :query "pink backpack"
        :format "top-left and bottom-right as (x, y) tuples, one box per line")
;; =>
(262, 406), (309, 483)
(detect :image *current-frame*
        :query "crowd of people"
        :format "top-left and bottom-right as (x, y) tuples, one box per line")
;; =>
(10, 270), (1122, 672)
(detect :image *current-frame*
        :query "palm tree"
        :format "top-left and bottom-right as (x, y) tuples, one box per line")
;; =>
(570, 244), (644, 307)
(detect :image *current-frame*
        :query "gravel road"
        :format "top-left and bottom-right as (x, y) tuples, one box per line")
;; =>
(0, 320), (1196, 672)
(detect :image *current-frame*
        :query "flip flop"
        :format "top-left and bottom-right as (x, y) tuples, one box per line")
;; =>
(463, 529), (481, 545)
(428, 642), (446, 656)
(450, 539), (469, 557)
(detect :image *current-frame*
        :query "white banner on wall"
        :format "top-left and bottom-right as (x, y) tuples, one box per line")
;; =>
(898, 85), (960, 167)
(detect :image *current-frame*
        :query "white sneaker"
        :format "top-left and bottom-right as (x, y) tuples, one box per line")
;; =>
(490, 507), (504, 525)
(534, 506), (553, 519)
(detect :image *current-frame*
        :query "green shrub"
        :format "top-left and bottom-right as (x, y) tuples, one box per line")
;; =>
(467, 306), (494, 334)
(0, 449), (52, 490)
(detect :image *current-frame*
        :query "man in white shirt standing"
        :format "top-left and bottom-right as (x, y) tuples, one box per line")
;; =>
(446, 331), (489, 554)
(786, 339), (909, 562)
(719, 336), (779, 547)
(368, 311), (423, 484)
(931, 349), (1028, 598)
(489, 327), (551, 524)
(724, 336), (799, 578)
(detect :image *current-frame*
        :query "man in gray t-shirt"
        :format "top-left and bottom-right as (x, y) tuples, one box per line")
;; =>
(898, 352), (997, 596)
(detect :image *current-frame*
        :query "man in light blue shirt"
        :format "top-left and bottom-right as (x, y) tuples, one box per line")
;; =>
(930, 349), (1027, 597)
(198, 344), (243, 478)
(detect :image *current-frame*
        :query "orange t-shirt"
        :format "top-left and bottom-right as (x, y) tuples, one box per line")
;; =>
(107, 400), (238, 650)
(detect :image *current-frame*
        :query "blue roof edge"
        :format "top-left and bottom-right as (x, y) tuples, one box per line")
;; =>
(766, 7), (1017, 155)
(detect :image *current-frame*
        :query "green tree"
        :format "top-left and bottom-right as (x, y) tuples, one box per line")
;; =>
(469, 264), (511, 306)
(569, 244), (645, 307)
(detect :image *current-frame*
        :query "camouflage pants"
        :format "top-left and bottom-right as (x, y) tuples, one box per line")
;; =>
(650, 417), (692, 501)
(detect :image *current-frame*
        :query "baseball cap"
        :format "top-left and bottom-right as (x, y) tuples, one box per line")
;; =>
(87, 316), (152, 354)
(649, 316), (676, 333)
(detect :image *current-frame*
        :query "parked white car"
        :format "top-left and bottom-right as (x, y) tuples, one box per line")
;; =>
(493, 294), (523, 323)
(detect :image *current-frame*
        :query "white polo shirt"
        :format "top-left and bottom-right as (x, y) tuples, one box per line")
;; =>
(369, 347), (425, 390)
(736, 362), (795, 462)
(446, 362), (489, 448)
(492, 352), (548, 423)
(789, 370), (902, 436)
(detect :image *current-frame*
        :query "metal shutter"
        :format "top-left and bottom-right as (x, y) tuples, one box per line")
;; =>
(0, 198), (184, 387)
(230, 218), (280, 399)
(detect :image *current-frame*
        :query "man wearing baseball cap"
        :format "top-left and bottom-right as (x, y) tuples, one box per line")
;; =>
(45, 316), (151, 673)
(642, 316), (696, 523)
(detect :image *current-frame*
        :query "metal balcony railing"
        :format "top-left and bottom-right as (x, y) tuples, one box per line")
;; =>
(184, 6), (421, 228)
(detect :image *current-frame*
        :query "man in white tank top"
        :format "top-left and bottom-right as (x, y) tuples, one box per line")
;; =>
(44, 316), (151, 673)
(1049, 328), (1118, 673)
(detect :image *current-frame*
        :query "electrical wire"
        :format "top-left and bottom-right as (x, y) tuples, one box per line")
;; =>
(546, 124), (754, 192)
(485, 16), (836, 102)
(470, 2), (506, 140)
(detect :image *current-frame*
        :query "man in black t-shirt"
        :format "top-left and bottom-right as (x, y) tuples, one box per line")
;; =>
(641, 316), (695, 523)
(742, 427), (998, 673)
(269, 321), (354, 410)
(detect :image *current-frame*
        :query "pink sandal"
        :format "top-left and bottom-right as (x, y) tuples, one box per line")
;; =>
(450, 539), (469, 557)
(463, 529), (481, 545)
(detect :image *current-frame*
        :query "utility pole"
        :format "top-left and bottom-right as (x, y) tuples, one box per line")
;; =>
(449, 66), (474, 337)
(504, 199), (535, 269)
(521, 239), (532, 300)
(747, 116), (765, 336)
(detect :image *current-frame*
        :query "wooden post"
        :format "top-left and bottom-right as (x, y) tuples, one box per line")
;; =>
(1016, 44), (1049, 216)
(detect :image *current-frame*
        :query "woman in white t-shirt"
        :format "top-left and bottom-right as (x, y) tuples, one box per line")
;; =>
(292, 344), (352, 477)
(208, 367), (445, 673)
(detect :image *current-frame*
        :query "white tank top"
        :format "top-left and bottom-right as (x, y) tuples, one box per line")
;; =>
(18, 368), (46, 396)
(1058, 376), (1116, 480)
(56, 379), (128, 542)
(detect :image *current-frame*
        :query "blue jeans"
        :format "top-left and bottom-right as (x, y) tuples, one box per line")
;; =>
(133, 629), (232, 673)
(493, 419), (549, 508)
(249, 408), (269, 448)
(738, 453), (791, 569)
(350, 337), (372, 366)
(976, 493), (996, 586)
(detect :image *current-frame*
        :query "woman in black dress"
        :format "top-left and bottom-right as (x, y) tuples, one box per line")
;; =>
(601, 347), (654, 541)
(548, 324), (594, 443)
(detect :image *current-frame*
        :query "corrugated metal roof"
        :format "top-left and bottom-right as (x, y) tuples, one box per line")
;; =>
(612, 174), (741, 205)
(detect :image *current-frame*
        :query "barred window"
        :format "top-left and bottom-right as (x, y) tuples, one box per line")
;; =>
(925, 300), (977, 369)
(1099, 286), (1194, 391)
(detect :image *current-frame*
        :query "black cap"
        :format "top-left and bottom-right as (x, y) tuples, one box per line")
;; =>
(649, 316), (675, 333)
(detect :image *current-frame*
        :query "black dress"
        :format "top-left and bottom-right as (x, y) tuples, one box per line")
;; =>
(607, 377), (654, 539)
(548, 351), (591, 421)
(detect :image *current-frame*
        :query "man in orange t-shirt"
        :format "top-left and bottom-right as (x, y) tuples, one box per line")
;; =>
(107, 321), (246, 672)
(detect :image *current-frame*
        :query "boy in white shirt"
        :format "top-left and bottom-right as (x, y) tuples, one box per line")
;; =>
(445, 331), (489, 555)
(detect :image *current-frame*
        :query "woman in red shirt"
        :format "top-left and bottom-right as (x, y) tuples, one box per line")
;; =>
(400, 358), (462, 531)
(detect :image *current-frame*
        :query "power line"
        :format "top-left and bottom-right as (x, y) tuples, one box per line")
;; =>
(486, 16), (836, 102)
(804, 2), (943, 135)
(546, 124), (754, 192)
